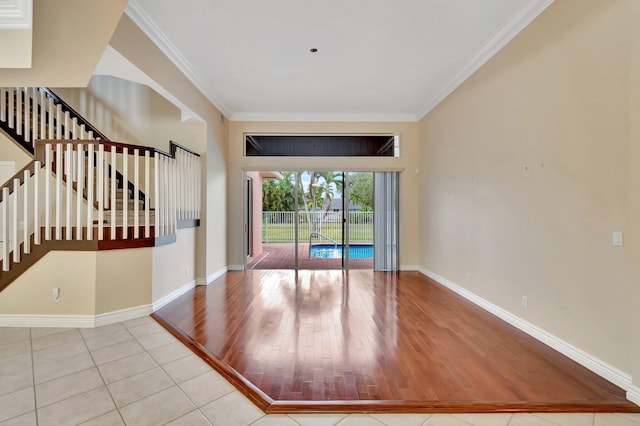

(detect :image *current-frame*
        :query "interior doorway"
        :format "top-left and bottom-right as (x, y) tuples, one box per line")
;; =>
(245, 170), (391, 271)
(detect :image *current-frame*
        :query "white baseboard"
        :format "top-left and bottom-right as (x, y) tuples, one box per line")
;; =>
(628, 385), (640, 406)
(95, 305), (152, 327)
(400, 264), (420, 271)
(152, 280), (196, 311)
(196, 266), (229, 286)
(0, 304), (152, 328)
(418, 267), (634, 393)
(227, 264), (244, 271)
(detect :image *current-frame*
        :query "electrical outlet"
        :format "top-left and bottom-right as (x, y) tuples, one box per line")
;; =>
(465, 273), (471, 283)
(184, 267), (189, 277)
(521, 295), (528, 308)
(613, 231), (623, 246)
(53, 288), (60, 302)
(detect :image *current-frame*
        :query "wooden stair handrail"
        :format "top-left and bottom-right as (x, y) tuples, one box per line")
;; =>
(39, 88), (110, 142)
(0, 160), (38, 203)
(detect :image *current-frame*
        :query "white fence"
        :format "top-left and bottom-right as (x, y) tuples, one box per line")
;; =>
(262, 211), (373, 243)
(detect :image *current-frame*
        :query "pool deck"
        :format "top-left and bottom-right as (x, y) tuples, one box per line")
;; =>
(248, 243), (374, 270)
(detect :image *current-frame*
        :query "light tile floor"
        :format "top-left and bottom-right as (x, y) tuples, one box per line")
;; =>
(1, 317), (639, 426)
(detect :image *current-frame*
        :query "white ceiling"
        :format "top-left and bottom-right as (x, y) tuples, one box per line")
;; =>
(124, 0), (553, 122)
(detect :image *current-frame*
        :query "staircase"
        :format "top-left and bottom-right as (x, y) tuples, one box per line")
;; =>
(0, 87), (202, 291)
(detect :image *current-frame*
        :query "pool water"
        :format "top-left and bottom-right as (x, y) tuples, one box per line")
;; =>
(309, 244), (373, 259)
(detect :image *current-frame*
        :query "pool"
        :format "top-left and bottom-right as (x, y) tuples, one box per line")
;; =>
(309, 244), (373, 259)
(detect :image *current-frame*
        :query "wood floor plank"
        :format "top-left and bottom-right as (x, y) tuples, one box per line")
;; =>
(152, 270), (640, 413)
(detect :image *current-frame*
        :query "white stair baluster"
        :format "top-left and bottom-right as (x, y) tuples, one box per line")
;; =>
(65, 143), (72, 239)
(40, 91), (46, 139)
(157, 154), (163, 237)
(23, 88), (30, 142)
(110, 146), (116, 239)
(34, 161), (40, 245)
(2, 187), (9, 271)
(45, 144), (51, 240)
(55, 143), (62, 239)
(8, 88), (14, 129)
(72, 117), (78, 140)
(122, 147), (128, 239)
(97, 144), (104, 240)
(23, 170), (29, 254)
(12, 178), (19, 263)
(31, 88), (38, 143)
(76, 144), (84, 240)
(134, 148), (139, 239)
(64, 111), (70, 139)
(55, 104), (62, 139)
(47, 98), (54, 139)
(87, 144), (94, 240)
(0, 88), (5, 122)
(144, 151), (150, 238)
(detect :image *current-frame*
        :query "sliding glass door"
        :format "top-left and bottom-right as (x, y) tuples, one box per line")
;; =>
(246, 170), (390, 271)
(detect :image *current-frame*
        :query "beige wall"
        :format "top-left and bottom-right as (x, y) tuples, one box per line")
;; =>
(419, 0), (636, 378)
(0, 132), (31, 171)
(0, 0), (126, 87)
(152, 228), (197, 303)
(0, 251), (97, 315)
(95, 248), (152, 314)
(227, 121), (420, 268)
(109, 15), (228, 283)
(0, 29), (32, 68)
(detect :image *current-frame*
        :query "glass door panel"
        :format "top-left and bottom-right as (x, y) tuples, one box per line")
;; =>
(296, 171), (344, 270)
(246, 170), (376, 271)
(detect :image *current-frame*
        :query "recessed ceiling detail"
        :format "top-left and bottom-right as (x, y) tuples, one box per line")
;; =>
(124, 0), (554, 122)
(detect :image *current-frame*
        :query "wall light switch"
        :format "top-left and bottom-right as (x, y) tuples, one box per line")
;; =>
(613, 231), (623, 246)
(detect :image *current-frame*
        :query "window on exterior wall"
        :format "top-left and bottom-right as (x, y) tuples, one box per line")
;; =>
(245, 135), (400, 157)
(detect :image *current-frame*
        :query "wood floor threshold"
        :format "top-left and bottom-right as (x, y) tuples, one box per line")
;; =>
(151, 312), (640, 415)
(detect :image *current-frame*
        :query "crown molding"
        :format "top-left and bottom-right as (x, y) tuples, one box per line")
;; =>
(124, 0), (232, 118)
(230, 112), (418, 123)
(0, 0), (32, 28)
(125, 0), (553, 124)
(416, 0), (554, 120)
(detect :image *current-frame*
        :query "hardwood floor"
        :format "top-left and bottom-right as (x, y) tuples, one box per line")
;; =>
(152, 270), (640, 413)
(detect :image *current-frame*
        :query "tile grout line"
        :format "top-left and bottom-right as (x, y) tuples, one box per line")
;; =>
(116, 321), (195, 425)
(80, 324), (128, 426)
(29, 328), (39, 426)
